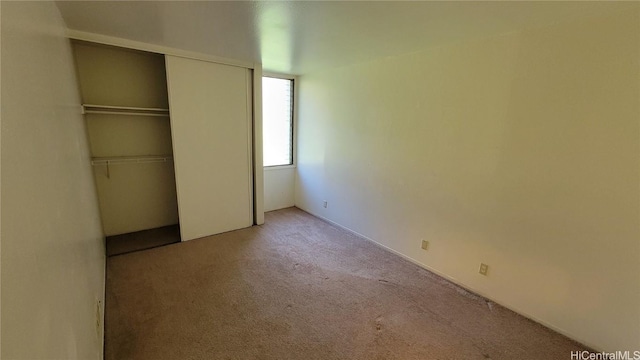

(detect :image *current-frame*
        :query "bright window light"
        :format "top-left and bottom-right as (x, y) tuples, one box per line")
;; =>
(262, 77), (293, 167)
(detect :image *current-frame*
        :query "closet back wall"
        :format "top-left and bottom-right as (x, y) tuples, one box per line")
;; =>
(73, 42), (179, 236)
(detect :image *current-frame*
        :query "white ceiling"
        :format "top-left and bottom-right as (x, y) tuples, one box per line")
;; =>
(56, 1), (634, 75)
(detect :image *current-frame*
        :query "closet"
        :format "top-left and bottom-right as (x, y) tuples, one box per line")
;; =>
(166, 56), (254, 241)
(72, 39), (262, 252)
(73, 41), (180, 254)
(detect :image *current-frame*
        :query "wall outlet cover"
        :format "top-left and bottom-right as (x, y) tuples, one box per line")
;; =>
(421, 240), (429, 250)
(479, 263), (489, 276)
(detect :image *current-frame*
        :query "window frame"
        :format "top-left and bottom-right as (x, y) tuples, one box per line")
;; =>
(262, 73), (296, 169)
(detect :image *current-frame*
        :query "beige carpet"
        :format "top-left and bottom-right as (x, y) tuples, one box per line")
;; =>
(106, 207), (588, 359)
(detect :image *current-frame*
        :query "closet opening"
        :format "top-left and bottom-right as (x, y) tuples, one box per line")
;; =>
(72, 41), (181, 256)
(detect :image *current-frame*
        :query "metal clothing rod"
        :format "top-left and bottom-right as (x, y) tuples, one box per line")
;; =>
(91, 156), (173, 166)
(82, 104), (170, 117)
(84, 110), (169, 117)
(83, 104), (169, 112)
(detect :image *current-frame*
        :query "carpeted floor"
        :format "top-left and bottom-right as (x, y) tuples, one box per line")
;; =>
(105, 207), (588, 360)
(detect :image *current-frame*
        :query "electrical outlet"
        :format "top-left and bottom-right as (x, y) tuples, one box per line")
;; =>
(323, 200), (328, 208)
(479, 263), (489, 276)
(421, 240), (429, 251)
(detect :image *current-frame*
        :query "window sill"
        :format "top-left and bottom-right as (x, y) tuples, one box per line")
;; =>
(264, 164), (296, 171)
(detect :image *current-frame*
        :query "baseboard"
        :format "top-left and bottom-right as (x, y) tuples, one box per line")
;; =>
(264, 204), (295, 213)
(294, 205), (599, 352)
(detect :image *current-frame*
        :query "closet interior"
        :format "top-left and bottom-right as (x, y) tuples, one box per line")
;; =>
(72, 41), (181, 255)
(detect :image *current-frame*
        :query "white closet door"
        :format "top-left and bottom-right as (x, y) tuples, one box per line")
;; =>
(166, 55), (253, 241)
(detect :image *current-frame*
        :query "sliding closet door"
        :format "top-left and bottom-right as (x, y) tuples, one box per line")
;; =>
(166, 56), (253, 241)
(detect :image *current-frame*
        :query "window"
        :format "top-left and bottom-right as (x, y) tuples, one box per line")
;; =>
(262, 77), (293, 167)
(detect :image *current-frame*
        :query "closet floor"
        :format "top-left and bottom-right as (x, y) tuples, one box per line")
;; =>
(106, 225), (180, 256)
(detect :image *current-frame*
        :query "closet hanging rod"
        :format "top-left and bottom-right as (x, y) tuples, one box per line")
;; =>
(82, 104), (170, 117)
(83, 104), (170, 112)
(91, 156), (173, 166)
(84, 110), (169, 117)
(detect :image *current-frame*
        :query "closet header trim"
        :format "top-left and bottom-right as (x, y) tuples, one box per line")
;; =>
(67, 29), (257, 70)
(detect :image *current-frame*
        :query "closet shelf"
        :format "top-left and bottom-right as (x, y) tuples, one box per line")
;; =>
(82, 104), (170, 117)
(91, 155), (173, 166)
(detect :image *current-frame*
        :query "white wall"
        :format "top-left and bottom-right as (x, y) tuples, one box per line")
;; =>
(264, 167), (295, 211)
(296, 8), (639, 352)
(1, 2), (105, 359)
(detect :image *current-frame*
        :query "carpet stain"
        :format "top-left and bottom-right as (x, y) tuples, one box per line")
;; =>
(454, 286), (484, 301)
(378, 279), (389, 283)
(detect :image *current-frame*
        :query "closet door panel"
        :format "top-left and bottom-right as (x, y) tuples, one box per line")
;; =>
(166, 56), (253, 241)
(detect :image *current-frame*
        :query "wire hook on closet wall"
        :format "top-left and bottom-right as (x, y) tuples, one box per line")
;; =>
(90, 156), (174, 180)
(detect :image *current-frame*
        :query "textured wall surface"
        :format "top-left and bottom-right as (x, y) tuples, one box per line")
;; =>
(1, 2), (105, 358)
(296, 8), (639, 351)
